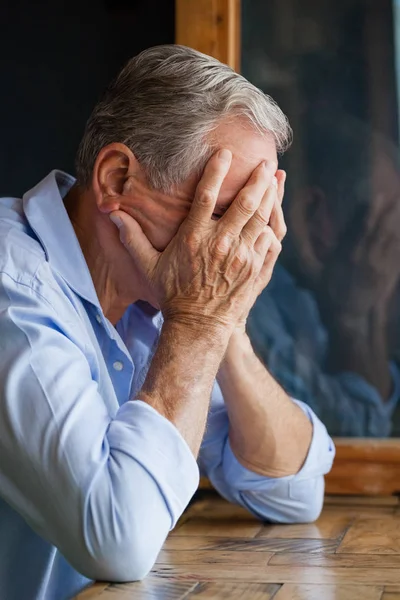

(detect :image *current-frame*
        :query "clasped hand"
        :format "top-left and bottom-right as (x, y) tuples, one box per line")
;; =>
(111, 149), (286, 336)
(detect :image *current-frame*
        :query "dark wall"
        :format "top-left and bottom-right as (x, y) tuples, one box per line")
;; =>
(0, 0), (175, 196)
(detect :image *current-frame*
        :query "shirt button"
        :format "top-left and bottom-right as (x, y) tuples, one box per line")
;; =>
(96, 314), (102, 324)
(113, 360), (124, 372)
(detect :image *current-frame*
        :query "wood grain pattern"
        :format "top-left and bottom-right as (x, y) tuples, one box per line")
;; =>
(185, 582), (280, 599)
(337, 517), (400, 554)
(163, 535), (338, 554)
(324, 495), (400, 506)
(274, 584), (383, 600)
(75, 583), (107, 599)
(256, 512), (353, 540)
(269, 553), (400, 568)
(175, 0), (241, 70)
(180, 496), (259, 521)
(76, 493), (400, 599)
(152, 563), (400, 585)
(76, 579), (198, 600)
(172, 517), (263, 538)
(156, 549), (273, 566)
(319, 506), (395, 518)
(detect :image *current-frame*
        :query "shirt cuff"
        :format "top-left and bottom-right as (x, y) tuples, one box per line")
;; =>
(108, 400), (200, 528)
(221, 399), (335, 491)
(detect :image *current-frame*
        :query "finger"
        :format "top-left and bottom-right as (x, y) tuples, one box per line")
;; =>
(220, 159), (277, 237)
(241, 176), (278, 244)
(254, 226), (282, 257)
(276, 169), (286, 205)
(255, 229), (282, 286)
(110, 210), (159, 272)
(254, 227), (273, 257)
(270, 195), (287, 242)
(187, 149), (232, 226)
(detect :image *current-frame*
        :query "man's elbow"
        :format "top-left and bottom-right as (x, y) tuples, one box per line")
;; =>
(288, 495), (324, 524)
(71, 532), (165, 583)
(245, 475), (325, 525)
(283, 476), (325, 524)
(92, 547), (157, 582)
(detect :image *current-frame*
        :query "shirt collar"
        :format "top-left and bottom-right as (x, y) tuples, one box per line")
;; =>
(23, 169), (101, 308)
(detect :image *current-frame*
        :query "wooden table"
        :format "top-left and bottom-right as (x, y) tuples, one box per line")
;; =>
(75, 492), (400, 599)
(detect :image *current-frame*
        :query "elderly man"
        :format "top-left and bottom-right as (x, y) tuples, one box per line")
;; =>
(0, 45), (334, 600)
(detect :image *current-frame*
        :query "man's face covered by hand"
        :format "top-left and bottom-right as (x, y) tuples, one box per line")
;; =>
(117, 120), (279, 251)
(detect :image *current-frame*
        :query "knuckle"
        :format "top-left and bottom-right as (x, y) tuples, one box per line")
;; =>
(236, 245), (249, 265)
(237, 193), (257, 215)
(196, 188), (215, 207)
(263, 225), (274, 241)
(254, 211), (270, 228)
(184, 229), (200, 249)
(232, 249), (252, 273)
(238, 225), (253, 242)
(214, 232), (231, 255)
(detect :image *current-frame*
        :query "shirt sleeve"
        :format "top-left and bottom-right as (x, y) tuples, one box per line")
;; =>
(0, 271), (199, 582)
(199, 385), (335, 524)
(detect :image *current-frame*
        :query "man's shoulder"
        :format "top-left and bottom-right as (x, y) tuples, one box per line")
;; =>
(0, 195), (47, 285)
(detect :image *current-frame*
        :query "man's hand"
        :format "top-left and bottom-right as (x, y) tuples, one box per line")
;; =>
(110, 150), (279, 339)
(107, 149), (282, 455)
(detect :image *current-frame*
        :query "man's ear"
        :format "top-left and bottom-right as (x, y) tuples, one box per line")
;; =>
(91, 143), (139, 214)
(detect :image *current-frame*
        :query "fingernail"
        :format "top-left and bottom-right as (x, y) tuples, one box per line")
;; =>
(271, 176), (278, 187)
(109, 214), (122, 229)
(218, 149), (232, 163)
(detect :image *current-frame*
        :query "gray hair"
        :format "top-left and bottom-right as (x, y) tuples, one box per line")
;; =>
(75, 44), (292, 191)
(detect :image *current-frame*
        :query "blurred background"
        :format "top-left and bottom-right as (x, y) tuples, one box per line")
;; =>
(242, 0), (400, 438)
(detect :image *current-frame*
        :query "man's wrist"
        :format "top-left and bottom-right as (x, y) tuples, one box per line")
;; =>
(136, 313), (231, 455)
(162, 317), (231, 353)
(218, 329), (254, 381)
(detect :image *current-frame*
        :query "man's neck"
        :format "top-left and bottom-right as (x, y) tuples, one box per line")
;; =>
(63, 185), (142, 324)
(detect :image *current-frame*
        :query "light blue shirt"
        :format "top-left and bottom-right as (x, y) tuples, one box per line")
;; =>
(0, 171), (335, 600)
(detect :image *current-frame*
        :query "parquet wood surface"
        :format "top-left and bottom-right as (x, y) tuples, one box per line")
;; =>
(75, 492), (400, 600)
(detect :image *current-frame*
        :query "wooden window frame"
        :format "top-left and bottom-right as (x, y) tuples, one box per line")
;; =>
(176, 0), (400, 496)
(176, 0), (241, 72)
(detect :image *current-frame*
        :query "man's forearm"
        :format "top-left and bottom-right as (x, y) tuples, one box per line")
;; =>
(217, 332), (313, 477)
(138, 320), (229, 456)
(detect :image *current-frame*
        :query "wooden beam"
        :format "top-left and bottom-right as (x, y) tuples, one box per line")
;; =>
(175, 0), (241, 71)
(325, 439), (400, 496)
